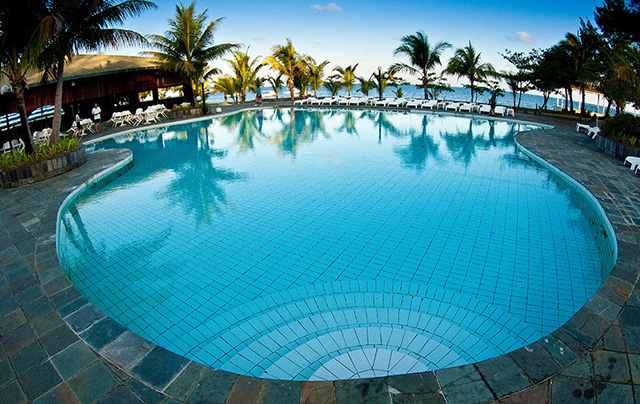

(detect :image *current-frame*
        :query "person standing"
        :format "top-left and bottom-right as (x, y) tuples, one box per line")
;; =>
(92, 103), (102, 131)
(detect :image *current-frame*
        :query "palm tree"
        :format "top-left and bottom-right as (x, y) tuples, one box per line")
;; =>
(334, 64), (358, 96)
(0, 0), (47, 153)
(36, 0), (156, 144)
(324, 75), (343, 96)
(391, 31), (451, 99)
(444, 41), (495, 102)
(146, 2), (238, 107)
(225, 49), (264, 102)
(357, 77), (374, 96)
(265, 38), (309, 101)
(308, 59), (329, 98)
(266, 74), (284, 99)
(562, 19), (604, 115)
(212, 75), (236, 103)
(371, 67), (395, 99)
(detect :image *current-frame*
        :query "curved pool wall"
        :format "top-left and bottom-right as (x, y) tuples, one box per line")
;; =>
(56, 108), (617, 381)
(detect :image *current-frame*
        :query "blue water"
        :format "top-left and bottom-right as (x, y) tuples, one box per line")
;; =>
(59, 109), (611, 381)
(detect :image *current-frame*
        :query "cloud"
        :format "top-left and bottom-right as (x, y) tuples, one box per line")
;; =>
(507, 31), (535, 43)
(251, 36), (266, 41)
(310, 3), (342, 12)
(312, 40), (323, 46)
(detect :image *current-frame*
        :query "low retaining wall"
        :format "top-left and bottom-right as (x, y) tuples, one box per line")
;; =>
(0, 145), (87, 188)
(595, 135), (640, 161)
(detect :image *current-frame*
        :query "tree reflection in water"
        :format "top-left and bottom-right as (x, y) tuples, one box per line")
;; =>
(393, 115), (440, 170)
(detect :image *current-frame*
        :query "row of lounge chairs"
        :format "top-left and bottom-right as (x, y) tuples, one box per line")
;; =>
(108, 104), (168, 127)
(293, 97), (515, 116)
(577, 122), (639, 175)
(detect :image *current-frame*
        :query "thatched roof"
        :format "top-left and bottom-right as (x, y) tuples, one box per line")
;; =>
(9, 54), (163, 87)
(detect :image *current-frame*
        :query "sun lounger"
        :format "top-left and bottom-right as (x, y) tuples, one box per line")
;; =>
(506, 108), (515, 117)
(375, 98), (393, 107)
(347, 97), (368, 106)
(445, 102), (461, 111)
(624, 156), (640, 171)
(458, 103), (474, 112)
(321, 97), (338, 105)
(478, 105), (491, 114)
(576, 123), (590, 132)
(293, 98), (308, 105)
(420, 100), (438, 110)
(587, 127), (600, 139)
(387, 98), (407, 107)
(405, 100), (422, 108)
(1, 140), (24, 154)
(494, 106), (507, 116)
(143, 109), (159, 124)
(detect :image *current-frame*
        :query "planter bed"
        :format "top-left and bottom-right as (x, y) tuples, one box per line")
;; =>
(0, 145), (86, 188)
(595, 135), (640, 161)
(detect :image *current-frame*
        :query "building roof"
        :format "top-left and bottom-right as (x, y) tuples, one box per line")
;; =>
(18, 54), (163, 87)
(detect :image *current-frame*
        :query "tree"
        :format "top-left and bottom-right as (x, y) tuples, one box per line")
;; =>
(371, 67), (395, 99)
(595, 0), (640, 44)
(225, 49), (264, 102)
(333, 64), (358, 96)
(265, 38), (309, 101)
(0, 0), (47, 153)
(266, 74), (284, 99)
(391, 31), (451, 99)
(500, 50), (535, 108)
(212, 75), (236, 103)
(562, 19), (604, 115)
(146, 2), (237, 106)
(324, 75), (343, 96)
(36, 0), (156, 143)
(530, 46), (569, 110)
(357, 77), (374, 96)
(443, 41), (495, 102)
(308, 59), (329, 98)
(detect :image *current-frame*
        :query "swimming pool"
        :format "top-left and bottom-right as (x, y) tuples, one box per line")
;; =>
(58, 109), (615, 381)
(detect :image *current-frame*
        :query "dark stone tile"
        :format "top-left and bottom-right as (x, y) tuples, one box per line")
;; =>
(102, 359), (130, 383)
(96, 386), (143, 404)
(33, 383), (80, 404)
(562, 354), (593, 379)
(0, 291), (19, 318)
(41, 276), (72, 296)
(594, 381), (633, 403)
(57, 297), (89, 318)
(18, 360), (63, 401)
(387, 372), (439, 394)
(619, 306), (640, 328)
(40, 324), (80, 356)
(552, 328), (588, 357)
(3, 323), (36, 355)
(629, 354), (640, 384)
(80, 317), (127, 351)
(498, 381), (549, 404)
(49, 287), (82, 309)
(0, 380), (27, 404)
(16, 284), (43, 304)
(10, 274), (37, 294)
(592, 350), (631, 383)
(67, 361), (119, 404)
(623, 327), (640, 354)
(550, 376), (593, 403)
(603, 326), (627, 352)
(126, 378), (164, 404)
(10, 340), (47, 375)
(130, 346), (189, 390)
(0, 308), (26, 335)
(65, 304), (105, 333)
(539, 335), (579, 367)
(335, 378), (388, 404)
(564, 308), (610, 345)
(187, 368), (237, 404)
(31, 310), (63, 337)
(509, 343), (562, 383)
(51, 341), (98, 380)
(436, 365), (494, 404)
(0, 358), (16, 386)
(164, 360), (207, 400)
(22, 297), (54, 320)
(100, 331), (155, 371)
(475, 355), (532, 398)
(225, 376), (263, 404)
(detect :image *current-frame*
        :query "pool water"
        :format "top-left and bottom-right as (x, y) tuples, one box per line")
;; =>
(59, 109), (613, 381)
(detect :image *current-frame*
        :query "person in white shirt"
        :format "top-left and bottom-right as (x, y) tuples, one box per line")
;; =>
(92, 103), (102, 131)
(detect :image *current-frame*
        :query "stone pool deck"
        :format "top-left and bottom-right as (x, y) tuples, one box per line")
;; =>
(1, 105), (639, 403)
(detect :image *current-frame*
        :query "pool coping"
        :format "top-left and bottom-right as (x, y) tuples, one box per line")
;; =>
(1, 104), (639, 403)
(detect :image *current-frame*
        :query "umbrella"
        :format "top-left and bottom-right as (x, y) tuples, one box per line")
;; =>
(28, 105), (64, 122)
(0, 113), (21, 131)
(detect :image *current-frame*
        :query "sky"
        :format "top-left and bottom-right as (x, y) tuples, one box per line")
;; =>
(113, 0), (604, 85)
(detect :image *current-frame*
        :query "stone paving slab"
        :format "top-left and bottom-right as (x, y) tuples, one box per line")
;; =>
(1, 104), (639, 403)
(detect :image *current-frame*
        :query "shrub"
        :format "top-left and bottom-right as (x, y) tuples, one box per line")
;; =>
(1, 138), (80, 170)
(601, 114), (640, 148)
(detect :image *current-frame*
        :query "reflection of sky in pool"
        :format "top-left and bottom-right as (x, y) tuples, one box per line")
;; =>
(59, 109), (610, 381)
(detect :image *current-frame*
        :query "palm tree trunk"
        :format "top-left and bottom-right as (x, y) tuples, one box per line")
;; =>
(422, 75), (429, 99)
(605, 99), (612, 117)
(289, 78), (295, 101)
(50, 60), (65, 144)
(580, 87), (586, 115)
(568, 89), (574, 113)
(184, 77), (195, 106)
(469, 78), (475, 102)
(13, 79), (35, 154)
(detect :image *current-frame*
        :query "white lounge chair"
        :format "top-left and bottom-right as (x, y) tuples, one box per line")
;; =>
(437, 101), (448, 109)
(587, 127), (600, 139)
(387, 98), (408, 107)
(494, 106), (507, 116)
(293, 98), (308, 105)
(458, 103), (474, 112)
(576, 123), (590, 132)
(80, 118), (95, 133)
(624, 156), (640, 172)
(478, 105), (491, 114)
(405, 100), (422, 108)
(309, 98), (324, 105)
(143, 109), (159, 124)
(375, 98), (393, 107)
(506, 108), (515, 117)
(421, 100), (438, 110)
(347, 97), (368, 106)
(1, 139), (25, 154)
(445, 102), (461, 111)
(321, 97), (338, 105)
